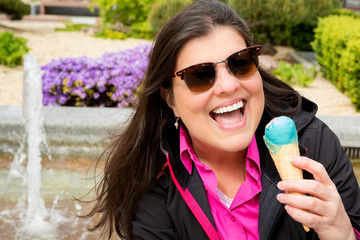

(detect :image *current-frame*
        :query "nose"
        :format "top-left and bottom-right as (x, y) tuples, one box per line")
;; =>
(212, 62), (240, 95)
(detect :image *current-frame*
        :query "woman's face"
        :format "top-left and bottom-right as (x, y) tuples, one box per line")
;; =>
(166, 26), (265, 156)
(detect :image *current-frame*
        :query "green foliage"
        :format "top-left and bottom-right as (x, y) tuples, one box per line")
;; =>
(91, 0), (156, 40)
(149, 0), (192, 35)
(128, 21), (154, 39)
(227, 0), (341, 50)
(0, 0), (30, 20)
(312, 15), (360, 110)
(273, 61), (315, 87)
(0, 32), (30, 67)
(285, 21), (317, 50)
(331, 8), (360, 18)
(94, 25), (127, 40)
(91, 0), (155, 26)
(55, 20), (91, 32)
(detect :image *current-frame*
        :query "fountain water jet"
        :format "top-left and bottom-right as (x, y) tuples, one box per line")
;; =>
(19, 54), (55, 237)
(0, 54), (67, 239)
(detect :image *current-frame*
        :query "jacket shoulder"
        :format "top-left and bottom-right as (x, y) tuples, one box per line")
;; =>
(132, 169), (181, 240)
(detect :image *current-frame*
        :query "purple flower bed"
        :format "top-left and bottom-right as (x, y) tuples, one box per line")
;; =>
(41, 44), (152, 108)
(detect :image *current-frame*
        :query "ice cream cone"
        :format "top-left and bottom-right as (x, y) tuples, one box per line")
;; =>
(264, 116), (310, 232)
(269, 143), (303, 182)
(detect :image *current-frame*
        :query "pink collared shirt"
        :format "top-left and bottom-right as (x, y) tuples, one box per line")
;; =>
(179, 126), (262, 240)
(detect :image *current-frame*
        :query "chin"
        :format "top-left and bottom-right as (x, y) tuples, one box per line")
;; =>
(218, 136), (253, 153)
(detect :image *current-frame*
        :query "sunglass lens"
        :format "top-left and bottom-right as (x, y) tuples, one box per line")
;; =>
(227, 49), (259, 79)
(184, 64), (215, 93)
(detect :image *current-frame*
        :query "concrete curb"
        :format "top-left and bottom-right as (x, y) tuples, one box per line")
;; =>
(1, 106), (359, 159)
(318, 116), (360, 159)
(287, 51), (319, 71)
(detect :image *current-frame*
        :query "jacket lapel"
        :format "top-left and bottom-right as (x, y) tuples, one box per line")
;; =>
(161, 125), (217, 231)
(186, 163), (217, 230)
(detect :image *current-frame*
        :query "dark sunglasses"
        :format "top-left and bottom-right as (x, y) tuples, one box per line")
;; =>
(170, 45), (262, 93)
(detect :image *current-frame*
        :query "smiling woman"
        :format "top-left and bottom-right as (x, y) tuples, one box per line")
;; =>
(82, 1), (360, 239)
(162, 26), (265, 155)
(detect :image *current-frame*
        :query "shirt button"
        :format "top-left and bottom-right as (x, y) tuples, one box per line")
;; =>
(231, 216), (236, 222)
(250, 162), (255, 168)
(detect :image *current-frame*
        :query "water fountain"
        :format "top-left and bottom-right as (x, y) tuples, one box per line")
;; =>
(20, 54), (58, 238)
(0, 54), (62, 239)
(0, 54), (97, 239)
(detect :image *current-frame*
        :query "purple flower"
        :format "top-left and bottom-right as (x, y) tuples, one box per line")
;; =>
(41, 44), (152, 108)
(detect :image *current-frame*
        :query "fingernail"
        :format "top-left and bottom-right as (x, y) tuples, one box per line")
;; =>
(277, 181), (284, 190)
(277, 193), (284, 202)
(290, 156), (299, 163)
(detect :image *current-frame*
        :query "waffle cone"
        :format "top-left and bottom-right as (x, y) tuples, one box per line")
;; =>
(269, 143), (310, 232)
(269, 143), (302, 181)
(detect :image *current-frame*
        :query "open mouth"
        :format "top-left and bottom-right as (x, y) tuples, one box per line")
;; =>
(210, 100), (246, 125)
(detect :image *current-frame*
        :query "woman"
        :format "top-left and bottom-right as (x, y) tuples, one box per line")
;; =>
(85, 0), (360, 239)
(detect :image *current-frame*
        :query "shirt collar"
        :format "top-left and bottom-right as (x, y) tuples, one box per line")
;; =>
(179, 125), (261, 175)
(246, 135), (261, 171)
(179, 125), (194, 174)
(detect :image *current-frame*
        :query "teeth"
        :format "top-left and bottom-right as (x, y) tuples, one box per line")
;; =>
(212, 100), (244, 114)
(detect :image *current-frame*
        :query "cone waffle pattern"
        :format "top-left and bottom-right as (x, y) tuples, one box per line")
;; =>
(269, 143), (303, 181)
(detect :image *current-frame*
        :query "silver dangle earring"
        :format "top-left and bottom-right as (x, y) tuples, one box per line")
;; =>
(174, 117), (179, 129)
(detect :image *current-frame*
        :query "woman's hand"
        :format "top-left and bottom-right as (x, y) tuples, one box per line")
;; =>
(276, 156), (357, 240)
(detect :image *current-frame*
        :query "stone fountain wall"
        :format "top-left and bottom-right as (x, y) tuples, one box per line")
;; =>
(0, 106), (132, 159)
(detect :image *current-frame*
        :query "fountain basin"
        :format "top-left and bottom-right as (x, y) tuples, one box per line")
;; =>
(0, 155), (105, 240)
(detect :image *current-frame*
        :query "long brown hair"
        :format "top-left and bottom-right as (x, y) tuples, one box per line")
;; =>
(84, 0), (301, 239)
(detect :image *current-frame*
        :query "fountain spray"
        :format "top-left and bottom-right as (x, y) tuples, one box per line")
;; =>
(17, 54), (57, 238)
(1, 54), (93, 239)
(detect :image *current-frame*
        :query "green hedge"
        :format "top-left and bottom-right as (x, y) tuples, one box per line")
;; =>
(0, 0), (30, 20)
(90, 0), (155, 39)
(149, 0), (192, 34)
(227, 0), (340, 50)
(91, 0), (155, 26)
(312, 15), (360, 110)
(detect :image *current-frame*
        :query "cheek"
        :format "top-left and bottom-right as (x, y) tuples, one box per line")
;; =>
(249, 74), (265, 100)
(172, 87), (210, 119)
(246, 75), (265, 119)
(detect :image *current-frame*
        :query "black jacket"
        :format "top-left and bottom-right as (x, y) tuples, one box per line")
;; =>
(132, 98), (360, 239)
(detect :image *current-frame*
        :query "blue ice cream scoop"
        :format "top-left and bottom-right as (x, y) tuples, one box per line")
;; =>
(263, 116), (298, 154)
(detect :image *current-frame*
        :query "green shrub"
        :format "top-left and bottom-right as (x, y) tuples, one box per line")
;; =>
(149, 0), (192, 35)
(0, 32), (30, 67)
(91, 0), (156, 40)
(94, 25), (128, 40)
(272, 61), (315, 87)
(227, 0), (340, 50)
(128, 21), (154, 39)
(55, 20), (91, 32)
(330, 8), (360, 18)
(285, 21), (317, 50)
(0, 0), (30, 20)
(91, 0), (155, 26)
(312, 15), (360, 110)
